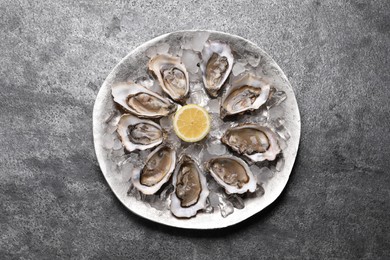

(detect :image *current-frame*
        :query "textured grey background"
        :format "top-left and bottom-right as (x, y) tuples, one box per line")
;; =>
(1, 0), (389, 259)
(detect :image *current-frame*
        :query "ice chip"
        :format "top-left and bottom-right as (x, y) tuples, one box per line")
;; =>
(203, 203), (214, 214)
(250, 164), (262, 184)
(181, 50), (200, 74)
(102, 133), (115, 149)
(112, 138), (123, 150)
(190, 82), (203, 92)
(227, 194), (245, 209)
(218, 196), (234, 218)
(276, 155), (285, 172)
(232, 62), (246, 76)
(247, 54), (260, 67)
(207, 139), (227, 156)
(159, 115), (173, 130)
(187, 89), (209, 107)
(146, 46), (157, 58)
(206, 99), (220, 114)
(273, 118), (291, 140)
(156, 43), (170, 54)
(208, 191), (220, 207)
(190, 31), (210, 52)
(258, 166), (274, 183)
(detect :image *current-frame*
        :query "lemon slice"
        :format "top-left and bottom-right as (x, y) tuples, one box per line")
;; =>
(173, 104), (211, 142)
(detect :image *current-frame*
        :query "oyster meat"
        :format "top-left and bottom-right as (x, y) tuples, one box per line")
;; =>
(112, 82), (177, 118)
(205, 155), (256, 194)
(132, 145), (176, 195)
(221, 124), (281, 162)
(117, 114), (164, 152)
(170, 155), (209, 218)
(220, 74), (270, 118)
(200, 41), (234, 97)
(148, 54), (189, 103)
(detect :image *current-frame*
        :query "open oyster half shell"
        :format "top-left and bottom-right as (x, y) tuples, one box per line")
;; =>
(220, 74), (270, 118)
(200, 41), (234, 97)
(148, 54), (189, 103)
(221, 123), (281, 162)
(205, 155), (256, 194)
(132, 145), (176, 195)
(170, 155), (209, 218)
(112, 82), (177, 118)
(117, 114), (165, 152)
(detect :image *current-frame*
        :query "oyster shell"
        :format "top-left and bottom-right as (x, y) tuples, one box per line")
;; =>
(112, 82), (177, 118)
(117, 114), (164, 152)
(221, 124), (281, 162)
(132, 145), (176, 195)
(205, 155), (256, 194)
(170, 155), (209, 218)
(148, 54), (189, 103)
(220, 74), (270, 118)
(200, 41), (234, 97)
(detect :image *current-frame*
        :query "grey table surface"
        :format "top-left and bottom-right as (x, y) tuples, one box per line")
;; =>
(1, 0), (389, 259)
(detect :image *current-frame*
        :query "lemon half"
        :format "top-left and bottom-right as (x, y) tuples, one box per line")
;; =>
(173, 104), (211, 142)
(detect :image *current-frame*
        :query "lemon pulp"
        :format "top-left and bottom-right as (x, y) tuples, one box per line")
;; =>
(173, 104), (211, 142)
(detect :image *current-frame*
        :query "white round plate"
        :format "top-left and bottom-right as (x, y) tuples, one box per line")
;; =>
(93, 30), (300, 229)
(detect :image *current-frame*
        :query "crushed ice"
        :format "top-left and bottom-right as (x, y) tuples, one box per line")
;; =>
(105, 34), (292, 219)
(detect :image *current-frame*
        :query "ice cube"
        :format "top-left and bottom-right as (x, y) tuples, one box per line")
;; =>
(278, 138), (288, 150)
(232, 62), (246, 76)
(181, 50), (200, 74)
(227, 194), (245, 209)
(106, 124), (117, 134)
(206, 99), (220, 114)
(190, 31), (210, 52)
(156, 43), (170, 54)
(257, 167), (274, 183)
(189, 71), (202, 83)
(190, 82), (203, 92)
(159, 115), (173, 131)
(102, 133), (115, 149)
(187, 89), (210, 107)
(112, 138), (123, 150)
(273, 118), (291, 140)
(207, 139), (227, 156)
(181, 37), (193, 50)
(247, 54), (260, 67)
(276, 155), (285, 172)
(167, 131), (182, 149)
(250, 164), (262, 184)
(145, 46), (157, 58)
(182, 143), (204, 157)
(218, 196), (234, 218)
(207, 177), (223, 193)
(169, 44), (183, 57)
(208, 191), (220, 207)
(203, 203), (214, 214)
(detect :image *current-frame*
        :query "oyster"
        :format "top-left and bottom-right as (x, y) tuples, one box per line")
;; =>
(200, 41), (234, 97)
(205, 155), (256, 194)
(170, 155), (209, 218)
(132, 145), (176, 195)
(112, 82), (177, 118)
(221, 124), (281, 162)
(220, 74), (270, 118)
(148, 54), (189, 103)
(117, 114), (164, 152)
